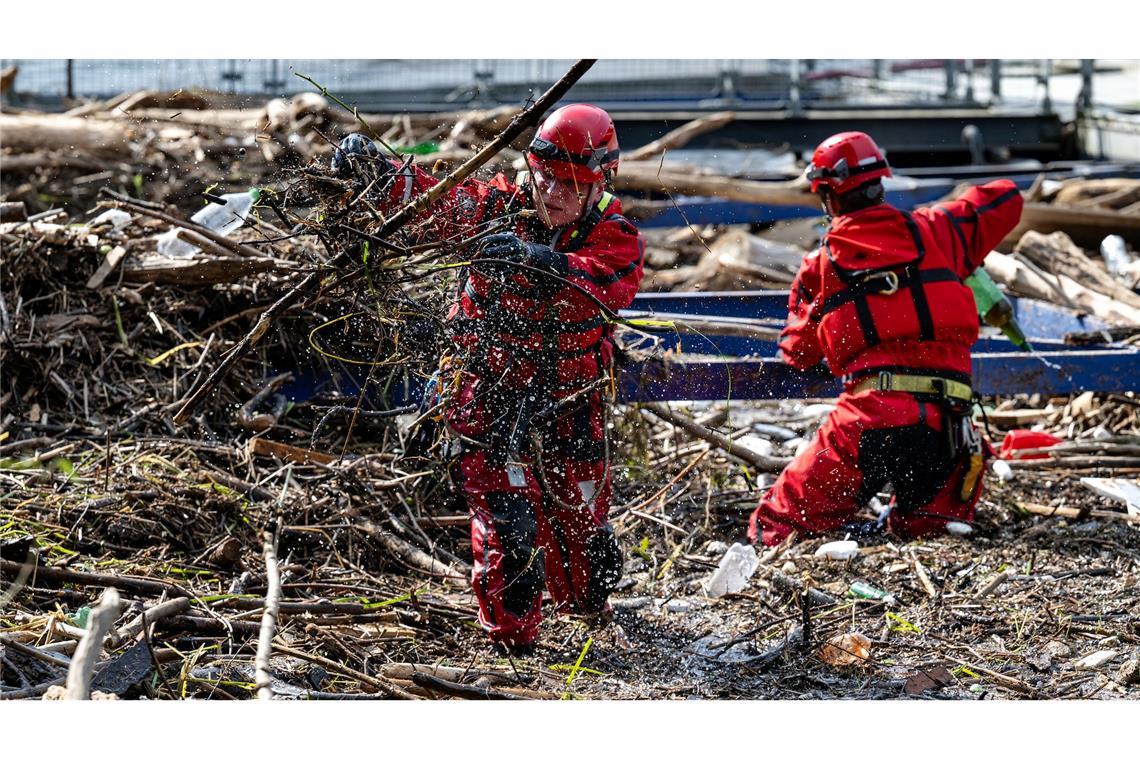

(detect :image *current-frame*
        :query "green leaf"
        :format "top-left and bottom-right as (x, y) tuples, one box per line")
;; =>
(69, 606), (92, 629)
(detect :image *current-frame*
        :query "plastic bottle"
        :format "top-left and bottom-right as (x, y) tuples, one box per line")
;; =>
(1100, 235), (1131, 275)
(848, 581), (896, 604)
(156, 189), (259, 257)
(965, 269), (1033, 351)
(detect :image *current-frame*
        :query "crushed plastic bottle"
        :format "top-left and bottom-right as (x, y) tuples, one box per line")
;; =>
(156, 189), (259, 257)
(703, 542), (759, 598)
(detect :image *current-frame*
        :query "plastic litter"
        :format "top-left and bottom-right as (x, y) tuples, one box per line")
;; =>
(703, 542), (759, 597)
(89, 209), (133, 230)
(848, 580), (895, 604)
(991, 459), (1014, 481)
(999, 429), (1062, 460)
(735, 434), (774, 458)
(815, 540), (859, 561)
(156, 189), (258, 257)
(1100, 234), (1132, 275)
(1079, 477), (1140, 516)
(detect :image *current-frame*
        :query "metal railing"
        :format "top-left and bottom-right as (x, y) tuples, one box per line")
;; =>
(0, 58), (1099, 115)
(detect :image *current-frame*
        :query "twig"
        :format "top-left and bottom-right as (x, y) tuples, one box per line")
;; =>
(109, 597), (191, 649)
(255, 530), (282, 700)
(0, 558), (191, 599)
(911, 550), (938, 599)
(65, 587), (120, 700)
(271, 643), (417, 699)
(410, 672), (524, 700)
(642, 403), (789, 473)
(975, 570), (1013, 599)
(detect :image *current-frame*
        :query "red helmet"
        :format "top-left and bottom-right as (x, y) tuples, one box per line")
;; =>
(527, 104), (619, 184)
(806, 131), (892, 195)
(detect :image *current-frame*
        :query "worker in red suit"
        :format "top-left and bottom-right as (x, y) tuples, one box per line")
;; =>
(749, 131), (1023, 547)
(332, 104), (645, 653)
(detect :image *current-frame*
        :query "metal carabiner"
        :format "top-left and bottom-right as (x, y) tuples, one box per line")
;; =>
(862, 269), (900, 295)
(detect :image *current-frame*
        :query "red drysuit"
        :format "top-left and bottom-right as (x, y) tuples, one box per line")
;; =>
(371, 159), (644, 645)
(749, 180), (1023, 546)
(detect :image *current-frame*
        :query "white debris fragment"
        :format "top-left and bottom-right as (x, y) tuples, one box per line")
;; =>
(815, 540), (860, 561)
(89, 209), (133, 230)
(1079, 477), (1140, 516)
(735, 434), (774, 458)
(991, 459), (1014, 482)
(703, 543), (759, 598)
(1074, 650), (1119, 670)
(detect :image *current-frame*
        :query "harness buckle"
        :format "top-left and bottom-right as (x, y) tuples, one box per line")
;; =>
(877, 371), (893, 391)
(862, 269), (900, 295)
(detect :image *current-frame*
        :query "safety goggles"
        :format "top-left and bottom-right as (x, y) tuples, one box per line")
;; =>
(806, 157), (889, 185)
(528, 136), (618, 173)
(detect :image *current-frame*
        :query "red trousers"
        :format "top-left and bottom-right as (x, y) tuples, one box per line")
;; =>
(445, 372), (621, 646)
(749, 389), (984, 547)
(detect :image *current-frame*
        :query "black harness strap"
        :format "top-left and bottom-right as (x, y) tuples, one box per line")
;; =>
(853, 297), (881, 346)
(901, 213), (937, 341)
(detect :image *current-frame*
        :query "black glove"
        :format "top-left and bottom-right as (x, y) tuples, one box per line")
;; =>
(330, 133), (393, 184)
(477, 233), (567, 276)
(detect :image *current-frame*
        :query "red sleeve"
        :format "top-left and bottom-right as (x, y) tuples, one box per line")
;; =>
(918, 179), (1024, 277)
(559, 212), (645, 313)
(371, 160), (526, 244)
(777, 251), (825, 370)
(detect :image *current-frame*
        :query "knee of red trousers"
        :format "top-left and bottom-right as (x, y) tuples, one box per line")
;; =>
(540, 505), (621, 614)
(462, 460), (546, 645)
(888, 466), (983, 540)
(748, 458), (863, 547)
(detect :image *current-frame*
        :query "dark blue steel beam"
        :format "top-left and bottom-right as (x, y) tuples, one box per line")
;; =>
(277, 292), (1138, 406)
(617, 350), (1140, 402)
(627, 291), (1113, 341)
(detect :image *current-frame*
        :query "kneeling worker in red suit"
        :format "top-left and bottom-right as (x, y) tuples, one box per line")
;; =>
(749, 131), (1023, 546)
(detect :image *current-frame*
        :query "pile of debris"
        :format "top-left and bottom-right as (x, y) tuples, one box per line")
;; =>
(2, 90), (1138, 700)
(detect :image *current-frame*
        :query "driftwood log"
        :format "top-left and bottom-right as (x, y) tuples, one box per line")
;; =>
(1014, 230), (1140, 311)
(615, 163), (814, 207)
(983, 251), (1140, 326)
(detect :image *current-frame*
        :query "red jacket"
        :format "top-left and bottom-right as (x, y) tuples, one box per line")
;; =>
(778, 180), (1023, 380)
(375, 164), (645, 394)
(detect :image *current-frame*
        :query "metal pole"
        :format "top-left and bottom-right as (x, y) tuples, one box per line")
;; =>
(1039, 59), (1053, 114)
(66, 59), (74, 99)
(944, 59), (958, 100)
(720, 59), (738, 106)
(964, 59), (975, 103)
(788, 58), (802, 117)
(1078, 58), (1095, 114)
(990, 59), (1002, 103)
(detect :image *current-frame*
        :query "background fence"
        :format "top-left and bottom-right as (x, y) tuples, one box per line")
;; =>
(1, 59), (1111, 115)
